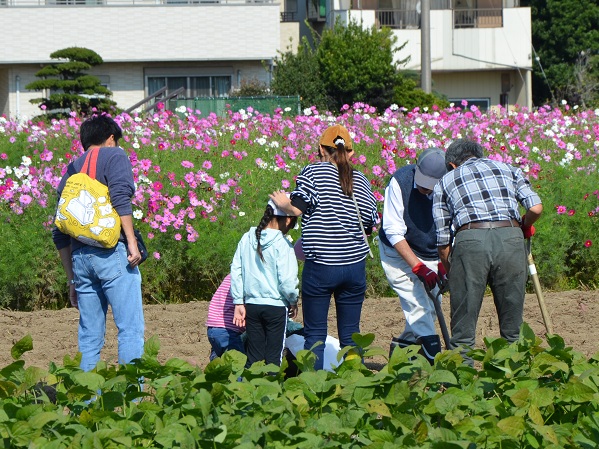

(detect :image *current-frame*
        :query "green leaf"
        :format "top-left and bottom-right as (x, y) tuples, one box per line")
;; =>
(497, 415), (525, 438)
(428, 369), (458, 386)
(352, 332), (375, 349)
(73, 372), (105, 392)
(11, 335), (33, 360)
(28, 412), (59, 430)
(0, 380), (17, 399)
(366, 399), (392, 417)
(560, 380), (596, 403)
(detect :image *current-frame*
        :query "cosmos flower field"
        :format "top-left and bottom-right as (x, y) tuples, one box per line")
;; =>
(0, 101), (597, 308)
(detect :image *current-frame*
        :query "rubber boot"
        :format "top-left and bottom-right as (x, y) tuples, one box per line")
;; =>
(389, 337), (418, 358)
(416, 334), (442, 365)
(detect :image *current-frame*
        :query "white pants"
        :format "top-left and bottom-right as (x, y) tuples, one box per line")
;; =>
(378, 237), (440, 341)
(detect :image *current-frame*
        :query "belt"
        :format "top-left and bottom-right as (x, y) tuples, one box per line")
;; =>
(456, 219), (520, 234)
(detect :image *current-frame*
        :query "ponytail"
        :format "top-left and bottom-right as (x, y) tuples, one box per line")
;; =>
(255, 205), (275, 262)
(322, 142), (354, 196)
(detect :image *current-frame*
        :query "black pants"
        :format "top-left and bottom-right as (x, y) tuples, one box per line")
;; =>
(245, 304), (288, 367)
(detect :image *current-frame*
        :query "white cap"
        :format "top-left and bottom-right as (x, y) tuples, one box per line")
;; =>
(267, 193), (296, 217)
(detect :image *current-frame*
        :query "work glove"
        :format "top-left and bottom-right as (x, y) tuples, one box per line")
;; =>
(521, 224), (536, 239)
(437, 262), (448, 288)
(412, 262), (440, 289)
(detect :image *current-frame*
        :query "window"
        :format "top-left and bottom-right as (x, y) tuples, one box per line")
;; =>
(148, 75), (232, 98)
(449, 98), (490, 111)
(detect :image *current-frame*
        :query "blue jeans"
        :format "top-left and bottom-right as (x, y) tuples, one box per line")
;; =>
(72, 242), (145, 372)
(302, 259), (366, 370)
(207, 327), (245, 361)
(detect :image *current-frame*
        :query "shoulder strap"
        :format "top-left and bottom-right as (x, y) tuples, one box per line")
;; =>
(352, 194), (374, 259)
(81, 148), (100, 180)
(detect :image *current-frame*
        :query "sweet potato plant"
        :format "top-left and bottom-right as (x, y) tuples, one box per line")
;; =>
(0, 325), (598, 448)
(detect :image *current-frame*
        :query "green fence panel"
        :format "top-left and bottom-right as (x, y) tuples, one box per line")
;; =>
(167, 96), (301, 118)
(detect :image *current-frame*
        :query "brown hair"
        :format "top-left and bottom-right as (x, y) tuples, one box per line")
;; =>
(322, 141), (354, 196)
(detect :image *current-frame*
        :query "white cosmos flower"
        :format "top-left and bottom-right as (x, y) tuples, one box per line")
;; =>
(133, 210), (143, 219)
(239, 211), (246, 217)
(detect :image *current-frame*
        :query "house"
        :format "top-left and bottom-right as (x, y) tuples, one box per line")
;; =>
(311, 0), (533, 110)
(0, 0), (300, 120)
(0, 0), (531, 119)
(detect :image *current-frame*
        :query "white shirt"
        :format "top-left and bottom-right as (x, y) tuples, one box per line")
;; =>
(382, 178), (433, 247)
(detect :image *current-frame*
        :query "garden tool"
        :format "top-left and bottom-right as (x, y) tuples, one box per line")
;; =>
(526, 239), (554, 334)
(425, 281), (451, 351)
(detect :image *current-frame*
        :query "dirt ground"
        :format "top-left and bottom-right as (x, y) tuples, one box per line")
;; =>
(1, 290), (597, 370)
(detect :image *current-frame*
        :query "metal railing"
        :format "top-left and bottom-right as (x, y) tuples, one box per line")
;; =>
(124, 86), (186, 114)
(377, 7), (504, 29)
(454, 8), (503, 28)
(377, 9), (420, 29)
(280, 11), (297, 21)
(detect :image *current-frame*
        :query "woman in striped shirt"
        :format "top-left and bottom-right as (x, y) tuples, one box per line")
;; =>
(269, 124), (378, 370)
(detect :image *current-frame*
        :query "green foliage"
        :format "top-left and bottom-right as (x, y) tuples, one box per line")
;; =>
(272, 21), (447, 113)
(0, 206), (66, 310)
(25, 47), (117, 119)
(524, 0), (599, 106)
(393, 76), (450, 111)
(230, 78), (270, 97)
(315, 20), (405, 112)
(271, 36), (333, 111)
(2, 326), (599, 447)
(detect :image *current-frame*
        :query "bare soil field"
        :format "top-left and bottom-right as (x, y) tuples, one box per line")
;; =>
(1, 290), (597, 370)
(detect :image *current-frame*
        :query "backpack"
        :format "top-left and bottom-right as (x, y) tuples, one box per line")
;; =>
(54, 148), (121, 248)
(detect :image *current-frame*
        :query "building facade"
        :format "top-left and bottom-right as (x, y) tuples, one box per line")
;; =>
(0, 0), (299, 119)
(0, 0), (531, 119)
(329, 0), (533, 110)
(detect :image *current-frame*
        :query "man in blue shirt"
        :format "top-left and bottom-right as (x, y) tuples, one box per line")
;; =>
(433, 139), (542, 364)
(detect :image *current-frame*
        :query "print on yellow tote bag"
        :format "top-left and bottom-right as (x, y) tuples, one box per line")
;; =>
(55, 148), (121, 248)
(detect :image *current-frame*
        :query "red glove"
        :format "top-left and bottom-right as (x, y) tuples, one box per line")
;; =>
(412, 262), (440, 289)
(521, 224), (535, 239)
(437, 262), (448, 286)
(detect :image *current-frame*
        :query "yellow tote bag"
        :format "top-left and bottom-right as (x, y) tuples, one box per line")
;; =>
(54, 148), (121, 248)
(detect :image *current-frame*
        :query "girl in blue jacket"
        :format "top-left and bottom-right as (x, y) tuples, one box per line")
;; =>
(231, 196), (299, 367)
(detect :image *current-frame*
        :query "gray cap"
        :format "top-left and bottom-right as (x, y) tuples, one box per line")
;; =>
(414, 148), (447, 190)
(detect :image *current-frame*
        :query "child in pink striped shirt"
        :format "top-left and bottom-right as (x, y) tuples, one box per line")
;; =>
(205, 274), (246, 361)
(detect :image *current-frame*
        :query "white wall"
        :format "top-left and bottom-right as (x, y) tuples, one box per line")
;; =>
(0, 5), (280, 63)
(348, 8), (532, 71)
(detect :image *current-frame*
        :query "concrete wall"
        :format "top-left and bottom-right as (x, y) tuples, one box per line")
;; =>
(0, 5), (280, 63)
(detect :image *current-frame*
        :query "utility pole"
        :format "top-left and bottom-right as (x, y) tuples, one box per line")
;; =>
(420, 0), (431, 93)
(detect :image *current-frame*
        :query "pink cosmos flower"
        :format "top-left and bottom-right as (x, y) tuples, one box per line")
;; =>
(19, 194), (32, 205)
(568, 209), (575, 216)
(153, 252), (161, 260)
(0, 154), (7, 160)
(203, 160), (212, 169)
(174, 233), (182, 241)
(152, 181), (163, 191)
(584, 240), (592, 248)
(556, 205), (567, 215)
(281, 179), (290, 189)
(181, 160), (194, 169)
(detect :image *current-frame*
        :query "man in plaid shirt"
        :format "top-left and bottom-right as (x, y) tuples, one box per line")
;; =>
(432, 139), (543, 364)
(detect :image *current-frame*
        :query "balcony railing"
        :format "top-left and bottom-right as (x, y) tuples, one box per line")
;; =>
(454, 8), (503, 28)
(280, 11), (297, 21)
(377, 9), (420, 29)
(377, 7), (504, 29)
